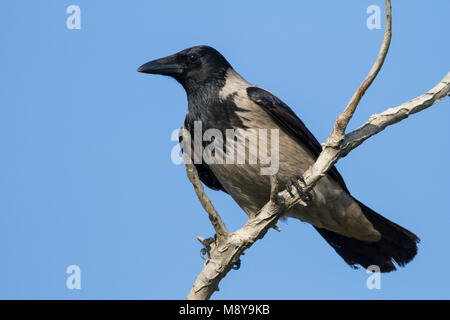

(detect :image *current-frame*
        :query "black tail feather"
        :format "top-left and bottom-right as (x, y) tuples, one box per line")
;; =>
(315, 198), (420, 273)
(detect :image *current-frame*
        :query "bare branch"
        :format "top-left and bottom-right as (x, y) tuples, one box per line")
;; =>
(341, 73), (450, 155)
(301, 72), (450, 200)
(186, 195), (285, 300)
(184, 162), (228, 239)
(327, 0), (392, 146)
(186, 72), (449, 300)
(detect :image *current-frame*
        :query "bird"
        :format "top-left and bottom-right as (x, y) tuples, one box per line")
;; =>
(138, 45), (419, 272)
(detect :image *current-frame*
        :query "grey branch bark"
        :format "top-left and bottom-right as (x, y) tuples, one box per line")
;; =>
(184, 0), (449, 300)
(184, 162), (228, 238)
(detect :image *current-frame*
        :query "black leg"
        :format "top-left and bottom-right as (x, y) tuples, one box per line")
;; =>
(285, 174), (313, 204)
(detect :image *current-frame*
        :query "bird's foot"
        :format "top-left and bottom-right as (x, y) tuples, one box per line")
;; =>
(286, 174), (313, 204)
(198, 236), (215, 260)
(198, 236), (242, 270)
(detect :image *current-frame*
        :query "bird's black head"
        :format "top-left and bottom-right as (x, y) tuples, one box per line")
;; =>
(137, 45), (232, 93)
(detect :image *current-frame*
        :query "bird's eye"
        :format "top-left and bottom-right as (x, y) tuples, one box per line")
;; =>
(187, 54), (199, 63)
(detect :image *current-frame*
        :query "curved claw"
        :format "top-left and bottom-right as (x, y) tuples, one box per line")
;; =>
(232, 259), (241, 270)
(286, 175), (302, 196)
(300, 192), (313, 205)
(200, 248), (208, 260)
(285, 175), (313, 204)
(291, 176), (303, 195)
(285, 180), (294, 197)
(198, 236), (214, 260)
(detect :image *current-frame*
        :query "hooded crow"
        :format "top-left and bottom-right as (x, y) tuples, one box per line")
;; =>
(138, 45), (419, 272)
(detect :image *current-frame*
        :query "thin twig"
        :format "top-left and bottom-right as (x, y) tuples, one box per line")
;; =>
(341, 73), (450, 155)
(326, 0), (392, 147)
(184, 161), (229, 238)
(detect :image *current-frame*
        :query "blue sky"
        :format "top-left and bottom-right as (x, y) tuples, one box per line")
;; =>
(0, 1), (449, 299)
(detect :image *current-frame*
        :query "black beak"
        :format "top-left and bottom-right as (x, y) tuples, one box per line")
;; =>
(137, 58), (183, 76)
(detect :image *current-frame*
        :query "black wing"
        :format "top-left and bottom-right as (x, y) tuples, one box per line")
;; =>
(246, 86), (349, 193)
(194, 162), (228, 193)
